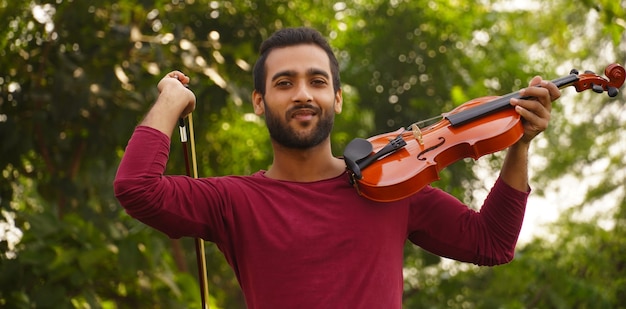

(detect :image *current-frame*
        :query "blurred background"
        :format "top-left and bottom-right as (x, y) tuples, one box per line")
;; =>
(1, 0), (625, 308)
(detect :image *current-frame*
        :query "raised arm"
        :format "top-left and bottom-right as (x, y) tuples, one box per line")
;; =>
(114, 72), (210, 239)
(500, 77), (561, 191)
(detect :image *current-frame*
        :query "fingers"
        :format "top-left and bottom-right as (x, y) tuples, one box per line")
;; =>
(524, 76), (561, 103)
(167, 70), (190, 86)
(509, 76), (561, 143)
(512, 76), (561, 113)
(158, 71), (190, 90)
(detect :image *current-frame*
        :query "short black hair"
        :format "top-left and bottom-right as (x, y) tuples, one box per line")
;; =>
(252, 27), (341, 95)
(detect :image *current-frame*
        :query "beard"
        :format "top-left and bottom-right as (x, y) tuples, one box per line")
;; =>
(263, 101), (335, 149)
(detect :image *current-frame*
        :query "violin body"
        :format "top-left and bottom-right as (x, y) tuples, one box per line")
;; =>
(344, 64), (625, 202)
(357, 97), (523, 202)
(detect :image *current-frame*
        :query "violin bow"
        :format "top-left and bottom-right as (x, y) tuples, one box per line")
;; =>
(178, 114), (211, 308)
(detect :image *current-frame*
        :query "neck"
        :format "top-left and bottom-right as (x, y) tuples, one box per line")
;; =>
(265, 139), (346, 182)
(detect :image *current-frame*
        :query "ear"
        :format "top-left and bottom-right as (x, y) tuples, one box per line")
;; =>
(334, 88), (343, 114)
(252, 90), (265, 115)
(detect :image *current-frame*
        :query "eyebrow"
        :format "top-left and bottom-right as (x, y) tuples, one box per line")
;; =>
(271, 68), (330, 82)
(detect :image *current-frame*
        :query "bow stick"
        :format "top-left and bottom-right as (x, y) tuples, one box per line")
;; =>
(179, 115), (211, 308)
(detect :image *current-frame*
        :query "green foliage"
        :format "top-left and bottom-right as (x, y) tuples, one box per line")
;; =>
(1, 0), (625, 307)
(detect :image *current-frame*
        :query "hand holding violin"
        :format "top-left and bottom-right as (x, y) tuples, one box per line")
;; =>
(501, 77), (561, 191)
(510, 77), (561, 145)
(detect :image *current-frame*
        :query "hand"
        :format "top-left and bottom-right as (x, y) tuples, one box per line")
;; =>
(157, 71), (196, 118)
(510, 76), (561, 144)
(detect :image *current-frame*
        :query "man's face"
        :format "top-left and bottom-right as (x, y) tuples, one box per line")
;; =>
(252, 44), (342, 149)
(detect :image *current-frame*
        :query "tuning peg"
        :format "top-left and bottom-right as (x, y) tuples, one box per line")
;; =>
(607, 86), (618, 97)
(592, 83), (604, 93)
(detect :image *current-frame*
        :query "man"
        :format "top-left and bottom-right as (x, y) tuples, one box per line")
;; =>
(114, 27), (561, 308)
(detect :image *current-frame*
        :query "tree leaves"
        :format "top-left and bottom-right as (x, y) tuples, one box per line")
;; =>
(1, 0), (625, 307)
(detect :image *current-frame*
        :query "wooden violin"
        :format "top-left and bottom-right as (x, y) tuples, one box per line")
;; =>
(344, 63), (626, 202)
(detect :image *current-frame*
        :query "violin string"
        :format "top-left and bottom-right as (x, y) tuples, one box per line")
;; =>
(406, 115), (443, 130)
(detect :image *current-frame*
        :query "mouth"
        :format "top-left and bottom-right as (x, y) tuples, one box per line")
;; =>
(289, 106), (319, 122)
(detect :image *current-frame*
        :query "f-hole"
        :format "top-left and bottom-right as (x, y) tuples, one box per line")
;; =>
(417, 137), (446, 161)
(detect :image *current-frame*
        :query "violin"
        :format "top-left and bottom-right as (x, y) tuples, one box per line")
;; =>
(344, 63), (626, 202)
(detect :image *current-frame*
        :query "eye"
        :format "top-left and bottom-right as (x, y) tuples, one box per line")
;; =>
(275, 80), (292, 88)
(311, 78), (328, 86)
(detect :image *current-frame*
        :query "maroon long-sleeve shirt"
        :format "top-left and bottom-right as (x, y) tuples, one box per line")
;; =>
(114, 126), (529, 308)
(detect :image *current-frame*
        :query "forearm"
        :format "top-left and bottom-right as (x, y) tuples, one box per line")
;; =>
(499, 141), (531, 192)
(140, 93), (186, 138)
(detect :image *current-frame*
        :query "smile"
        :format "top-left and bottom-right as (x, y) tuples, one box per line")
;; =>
(290, 107), (318, 121)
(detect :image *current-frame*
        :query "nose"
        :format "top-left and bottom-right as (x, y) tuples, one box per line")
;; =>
(292, 83), (313, 103)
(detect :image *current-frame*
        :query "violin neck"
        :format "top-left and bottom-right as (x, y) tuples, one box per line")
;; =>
(446, 73), (580, 127)
(551, 72), (581, 89)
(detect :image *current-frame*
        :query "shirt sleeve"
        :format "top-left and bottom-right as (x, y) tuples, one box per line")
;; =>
(407, 178), (529, 266)
(113, 126), (223, 240)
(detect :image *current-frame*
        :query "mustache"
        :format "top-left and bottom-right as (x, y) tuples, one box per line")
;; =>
(288, 103), (320, 114)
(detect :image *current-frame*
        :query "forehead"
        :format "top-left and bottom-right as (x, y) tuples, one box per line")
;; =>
(264, 44), (331, 77)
